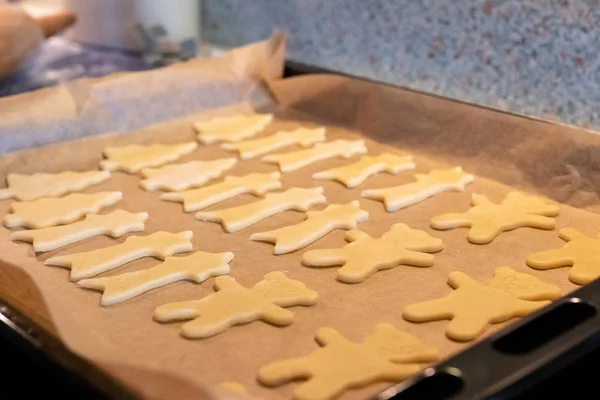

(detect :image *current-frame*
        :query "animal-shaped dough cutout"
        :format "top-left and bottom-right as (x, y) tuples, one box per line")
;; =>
(361, 167), (474, 212)
(100, 142), (197, 173)
(430, 192), (560, 244)
(251, 201), (369, 255)
(222, 127), (326, 159)
(160, 172), (282, 212)
(258, 323), (440, 400)
(194, 113), (273, 144)
(78, 250), (233, 306)
(196, 187), (327, 233)
(527, 228), (600, 285)
(11, 209), (148, 252)
(0, 170), (110, 201)
(45, 231), (193, 281)
(302, 223), (444, 283)
(403, 267), (562, 341)
(3, 191), (122, 229)
(262, 140), (367, 173)
(140, 158), (237, 192)
(154, 271), (318, 339)
(313, 153), (415, 188)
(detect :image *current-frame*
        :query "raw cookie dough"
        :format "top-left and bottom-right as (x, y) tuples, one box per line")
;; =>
(45, 231), (193, 281)
(262, 140), (367, 173)
(361, 167), (474, 212)
(403, 267), (562, 341)
(11, 209), (148, 252)
(313, 153), (415, 188)
(160, 172), (282, 212)
(140, 158), (237, 191)
(3, 191), (122, 229)
(194, 113), (273, 144)
(100, 142), (198, 173)
(302, 223), (444, 283)
(527, 228), (600, 285)
(430, 192), (560, 244)
(216, 382), (249, 395)
(250, 201), (369, 255)
(78, 250), (233, 306)
(222, 127), (326, 159)
(196, 187), (327, 233)
(154, 271), (318, 339)
(258, 323), (440, 400)
(0, 170), (110, 201)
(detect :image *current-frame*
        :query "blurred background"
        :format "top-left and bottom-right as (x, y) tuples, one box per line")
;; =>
(1, 0), (599, 130)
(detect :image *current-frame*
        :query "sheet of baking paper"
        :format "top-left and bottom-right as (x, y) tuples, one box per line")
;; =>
(0, 32), (285, 154)
(3, 73), (600, 400)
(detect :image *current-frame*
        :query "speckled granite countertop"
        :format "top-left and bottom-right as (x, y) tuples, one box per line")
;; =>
(203, 0), (600, 131)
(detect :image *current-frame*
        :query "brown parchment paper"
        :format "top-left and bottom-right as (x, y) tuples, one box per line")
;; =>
(3, 66), (600, 400)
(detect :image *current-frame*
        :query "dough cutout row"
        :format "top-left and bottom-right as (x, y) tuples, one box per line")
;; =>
(431, 192), (560, 244)
(262, 139), (367, 173)
(3, 191), (122, 229)
(313, 153), (415, 188)
(45, 230), (193, 281)
(154, 271), (318, 339)
(11, 209), (148, 252)
(0, 170), (110, 201)
(196, 187), (327, 233)
(100, 142), (197, 173)
(258, 323), (440, 400)
(161, 172), (282, 212)
(140, 158), (237, 191)
(403, 266), (562, 341)
(362, 167), (474, 212)
(251, 201), (369, 255)
(79, 250), (233, 306)
(302, 223), (444, 283)
(527, 227), (600, 285)
(194, 113), (273, 144)
(222, 127), (326, 159)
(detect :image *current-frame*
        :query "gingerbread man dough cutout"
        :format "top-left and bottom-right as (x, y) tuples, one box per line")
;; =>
(403, 267), (562, 341)
(262, 140), (367, 173)
(361, 167), (474, 212)
(527, 227), (600, 285)
(160, 172), (282, 212)
(100, 142), (197, 173)
(313, 153), (415, 188)
(0, 170), (110, 201)
(222, 127), (326, 159)
(302, 223), (444, 283)
(140, 158), (237, 191)
(194, 113), (273, 144)
(154, 271), (318, 339)
(78, 250), (233, 305)
(430, 192), (560, 244)
(258, 323), (440, 400)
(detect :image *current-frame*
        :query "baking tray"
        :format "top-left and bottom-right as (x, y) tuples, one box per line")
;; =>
(1, 60), (600, 399)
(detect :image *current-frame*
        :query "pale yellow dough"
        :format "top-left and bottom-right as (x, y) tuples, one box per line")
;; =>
(78, 250), (233, 306)
(258, 323), (440, 400)
(154, 271), (318, 339)
(196, 187), (327, 233)
(194, 113), (273, 144)
(0, 170), (111, 201)
(216, 382), (248, 395)
(45, 231), (193, 281)
(139, 158), (237, 191)
(262, 139), (367, 173)
(11, 209), (148, 252)
(361, 167), (474, 212)
(160, 172), (282, 212)
(313, 153), (415, 188)
(251, 201), (369, 255)
(222, 127), (326, 159)
(100, 142), (197, 173)
(3, 191), (122, 229)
